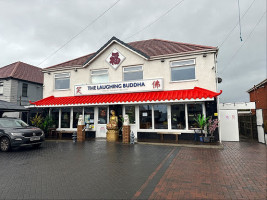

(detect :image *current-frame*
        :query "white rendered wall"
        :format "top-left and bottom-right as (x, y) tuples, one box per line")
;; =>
(43, 43), (217, 98)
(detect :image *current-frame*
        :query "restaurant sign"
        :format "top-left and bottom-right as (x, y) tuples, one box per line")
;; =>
(74, 79), (163, 96)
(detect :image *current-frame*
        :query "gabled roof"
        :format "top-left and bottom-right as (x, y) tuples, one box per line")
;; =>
(83, 36), (150, 67)
(0, 61), (43, 84)
(247, 78), (267, 93)
(45, 37), (217, 70)
(31, 87), (222, 107)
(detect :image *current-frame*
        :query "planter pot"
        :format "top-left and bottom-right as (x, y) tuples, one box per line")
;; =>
(199, 136), (204, 142)
(210, 136), (215, 143)
(203, 136), (210, 143)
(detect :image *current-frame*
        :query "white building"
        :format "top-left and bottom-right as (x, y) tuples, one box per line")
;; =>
(32, 37), (221, 140)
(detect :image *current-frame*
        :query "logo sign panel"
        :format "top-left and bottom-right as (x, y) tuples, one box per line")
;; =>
(106, 49), (125, 69)
(74, 79), (163, 96)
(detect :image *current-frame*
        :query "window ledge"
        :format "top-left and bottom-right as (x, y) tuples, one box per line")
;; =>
(170, 79), (198, 83)
(54, 89), (71, 91)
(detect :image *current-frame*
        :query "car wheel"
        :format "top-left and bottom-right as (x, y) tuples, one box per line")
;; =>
(32, 143), (42, 148)
(0, 137), (11, 152)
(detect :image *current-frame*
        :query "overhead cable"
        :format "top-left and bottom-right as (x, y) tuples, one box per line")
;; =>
(220, 10), (266, 75)
(219, 0), (256, 48)
(124, 0), (185, 41)
(37, 0), (121, 67)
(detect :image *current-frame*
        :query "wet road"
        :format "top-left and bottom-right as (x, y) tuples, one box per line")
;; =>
(0, 140), (266, 199)
(0, 140), (177, 199)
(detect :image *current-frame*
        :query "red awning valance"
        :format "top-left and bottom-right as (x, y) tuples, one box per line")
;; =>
(31, 87), (222, 107)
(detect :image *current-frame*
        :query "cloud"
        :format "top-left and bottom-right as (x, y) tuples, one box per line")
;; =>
(0, 0), (266, 103)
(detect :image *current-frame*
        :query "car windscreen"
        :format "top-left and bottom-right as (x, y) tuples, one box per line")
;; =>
(0, 119), (29, 128)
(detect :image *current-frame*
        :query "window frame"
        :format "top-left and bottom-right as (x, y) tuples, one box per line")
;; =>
(123, 65), (143, 81)
(0, 82), (3, 95)
(91, 69), (109, 84)
(54, 72), (70, 90)
(124, 105), (136, 124)
(170, 59), (196, 82)
(137, 102), (205, 133)
(22, 83), (28, 97)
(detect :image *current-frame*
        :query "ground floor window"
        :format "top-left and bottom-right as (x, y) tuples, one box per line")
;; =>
(171, 104), (186, 129)
(188, 104), (203, 129)
(84, 107), (94, 124)
(61, 107), (71, 128)
(139, 105), (152, 129)
(98, 107), (107, 124)
(73, 107), (83, 128)
(138, 103), (204, 131)
(51, 108), (59, 128)
(154, 104), (168, 129)
(125, 105), (135, 124)
(46, 101), (205, 131)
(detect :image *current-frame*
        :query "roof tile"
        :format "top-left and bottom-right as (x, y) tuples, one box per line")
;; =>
(31, 87), (222, 106)
(0, 61), (43, 84)
(45, 38), (216, 70)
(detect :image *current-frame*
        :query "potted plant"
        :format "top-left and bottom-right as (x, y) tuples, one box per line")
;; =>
(42, 115), (54, 137)
(208, 118), (219, 142)
(194, 114), (210, 142)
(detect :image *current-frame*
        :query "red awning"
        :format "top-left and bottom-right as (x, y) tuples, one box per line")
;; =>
(31, 87), (222, 107)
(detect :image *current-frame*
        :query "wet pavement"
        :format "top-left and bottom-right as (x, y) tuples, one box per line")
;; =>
(0, 140), (266, 199)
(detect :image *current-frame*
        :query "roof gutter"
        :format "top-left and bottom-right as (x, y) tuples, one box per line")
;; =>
(149, 49), (218, 60)
(42, 65), (83, 73)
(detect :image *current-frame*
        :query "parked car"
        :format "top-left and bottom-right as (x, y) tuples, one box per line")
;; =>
(0, 118), (45, 152)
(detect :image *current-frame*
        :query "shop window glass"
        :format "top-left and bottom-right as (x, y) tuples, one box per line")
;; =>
(123, 66), (143, 81)
(55, 73), (70, 90)
(84, 107), (94, 125)
(61, 107), (70, 128)
(154, 104), (168, 129)
(188, 104), (203, 129)
(73, 107), (83, 128)
(51, 108), (59, 128)
(91, 69), (108, 84)
(139, 105), (152, 129)
(98, 107), (107, 124)
(171, 59), (195, 81)
(171, 104), (186, 129)
(125, 106), (135, 124)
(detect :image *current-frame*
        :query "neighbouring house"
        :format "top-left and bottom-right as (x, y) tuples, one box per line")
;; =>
(0, 61), (43, 120)
(30, 37), (222, 141)
(247, 79), (267, 133)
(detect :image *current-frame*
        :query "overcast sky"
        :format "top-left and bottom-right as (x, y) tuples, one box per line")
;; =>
(0, 0), (266, 103)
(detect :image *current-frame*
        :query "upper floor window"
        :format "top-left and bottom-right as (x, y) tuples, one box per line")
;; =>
(22, 83), (28, 97)
(171, 59), (195, 81)
(0, 82), (3, 94)
(91, 69), (108, 84)
(55, 73), (70, 90)
(123, 66), (143, 81)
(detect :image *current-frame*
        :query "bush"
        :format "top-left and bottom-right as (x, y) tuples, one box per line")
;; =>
(30, 113), (43, 129)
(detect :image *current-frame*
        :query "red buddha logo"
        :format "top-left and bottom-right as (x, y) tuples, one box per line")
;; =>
(76, 87), (82, 94)
(109, 52), (121, 65)
(152, 80), (160, 89)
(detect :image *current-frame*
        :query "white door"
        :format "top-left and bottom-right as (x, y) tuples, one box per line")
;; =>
(96, 107), (108, 138)
(219, 110), (239, 141)
(256, 109), (265, 143)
